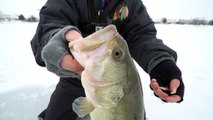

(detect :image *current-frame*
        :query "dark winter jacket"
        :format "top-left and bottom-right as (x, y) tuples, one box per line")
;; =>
(30, 0), (177, 77)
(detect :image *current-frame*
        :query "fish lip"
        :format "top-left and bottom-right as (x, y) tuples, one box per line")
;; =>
(69, 25), (117, 53)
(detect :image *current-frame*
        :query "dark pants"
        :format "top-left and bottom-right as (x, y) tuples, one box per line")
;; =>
(38, 77), (86, 120)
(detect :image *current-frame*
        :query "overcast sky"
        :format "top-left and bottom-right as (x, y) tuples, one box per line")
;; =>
(0, 0), (213, 20)
(143, 0), (213, 20)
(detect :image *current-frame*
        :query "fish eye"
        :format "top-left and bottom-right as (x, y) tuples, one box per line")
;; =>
(112, 49), (122, 59)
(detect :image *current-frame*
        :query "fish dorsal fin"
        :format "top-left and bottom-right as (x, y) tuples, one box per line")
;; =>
(72, 97), (95, 118)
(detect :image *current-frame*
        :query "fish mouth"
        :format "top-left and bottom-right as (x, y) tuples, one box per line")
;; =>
(69, 25), (116, 53)
(69, 38), (108, 53)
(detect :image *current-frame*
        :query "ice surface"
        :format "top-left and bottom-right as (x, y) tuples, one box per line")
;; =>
(0, 21), (213, 120)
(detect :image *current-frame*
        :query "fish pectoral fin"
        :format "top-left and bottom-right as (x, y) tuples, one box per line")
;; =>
(72, 97), (95, 118)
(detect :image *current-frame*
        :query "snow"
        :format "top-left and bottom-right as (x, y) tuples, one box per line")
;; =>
(0, 21), (213, 120)
(141, 24), (213, 120)
(0, 21), (58, 120)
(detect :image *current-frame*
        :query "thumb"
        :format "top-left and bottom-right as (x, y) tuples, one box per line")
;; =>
(61, 54), (84, 74)
(170, 79), (180, 94)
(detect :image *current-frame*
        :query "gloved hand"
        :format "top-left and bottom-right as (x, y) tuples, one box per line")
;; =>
(60, 29), (84, 74)
(42, 26), (83, 78)
(150, 60), (184, 103)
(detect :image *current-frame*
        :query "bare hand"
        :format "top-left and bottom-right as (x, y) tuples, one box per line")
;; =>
(150, 79), (181, 103)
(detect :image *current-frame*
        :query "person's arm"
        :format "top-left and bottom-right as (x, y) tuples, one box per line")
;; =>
(30, 0), (83, 77)
(122, 0), (184, 102)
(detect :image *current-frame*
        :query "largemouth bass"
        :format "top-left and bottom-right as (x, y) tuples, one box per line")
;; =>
(69, 25), (145, 120)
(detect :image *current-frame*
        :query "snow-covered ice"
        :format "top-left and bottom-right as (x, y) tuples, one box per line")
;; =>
(0, 21), (213, 120)
(0, 21), (58, 120)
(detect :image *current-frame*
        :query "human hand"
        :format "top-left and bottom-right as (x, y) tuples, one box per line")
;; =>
(150, 60), (184, 103)
(65, 29), (82, 42)
(60, 29), (84, 74)
(60, 54), (84, 74)
(150, 79), (182, 102)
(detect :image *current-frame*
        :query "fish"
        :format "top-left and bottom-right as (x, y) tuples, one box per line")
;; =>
(69, 25), (145, 120)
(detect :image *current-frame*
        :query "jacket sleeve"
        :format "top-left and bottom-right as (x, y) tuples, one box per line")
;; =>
(123, 0), (177, 74)
(30, 0), (80, 67)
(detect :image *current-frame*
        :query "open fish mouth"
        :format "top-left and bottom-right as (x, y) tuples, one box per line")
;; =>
(69, 38), (108, 53)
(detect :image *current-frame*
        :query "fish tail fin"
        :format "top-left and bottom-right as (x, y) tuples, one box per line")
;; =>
(72, 97), (95, 118)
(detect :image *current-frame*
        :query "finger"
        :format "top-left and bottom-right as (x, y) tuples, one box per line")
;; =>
(151, 79), (182, 103)
(61, 54), (84, 74)
(154, 88), (169, 100)
(69, 57), (84, 74)
(151, 79), (169, 99)
(65, 30), (82, 42)
(150, 79), (158, 90)
(170, 79), (180, 94)
(164, 95), (181, 103)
